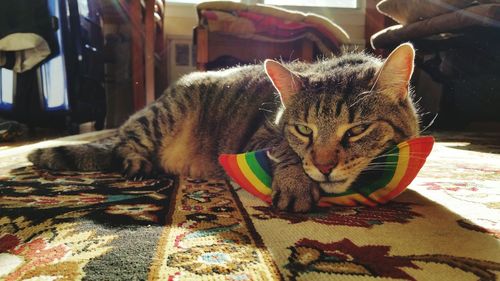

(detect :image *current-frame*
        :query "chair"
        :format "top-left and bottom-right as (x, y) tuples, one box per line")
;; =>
(194, 2), (350, 71)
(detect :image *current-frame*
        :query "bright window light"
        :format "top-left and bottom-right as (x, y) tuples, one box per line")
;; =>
(167, 0), (239, 4)
(264, 0), (357, 8)
(1, 69), (14, 105)
(39, 55), (68, 110)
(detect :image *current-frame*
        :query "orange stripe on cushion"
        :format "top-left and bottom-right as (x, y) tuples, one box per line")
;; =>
(380, 136), (434, 203)
(219, 154), (272, 203)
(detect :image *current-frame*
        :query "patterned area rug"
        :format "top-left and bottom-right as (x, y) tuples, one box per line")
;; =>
(1, 131), (499, 280)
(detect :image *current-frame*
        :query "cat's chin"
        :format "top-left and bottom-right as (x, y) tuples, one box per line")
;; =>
(319, 181), (350, 194)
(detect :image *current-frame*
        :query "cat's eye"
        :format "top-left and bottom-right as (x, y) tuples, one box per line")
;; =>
(346, 124), (370, 138)
(295, 124), (313, 136)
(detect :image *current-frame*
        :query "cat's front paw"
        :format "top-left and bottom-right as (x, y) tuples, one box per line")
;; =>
(272, 166), (320, 213)
(122, 156), (153, 180)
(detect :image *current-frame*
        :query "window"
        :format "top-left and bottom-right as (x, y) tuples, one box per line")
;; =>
(263, 0), (357, 8)
(167, 0), (357, 8)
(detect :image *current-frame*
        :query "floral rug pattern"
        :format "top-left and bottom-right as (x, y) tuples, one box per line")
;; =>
(0, 215), (115, 281)
(1, 134), (499, 280)
(286, 238), (500, 281)
(0, 167), (175, 280)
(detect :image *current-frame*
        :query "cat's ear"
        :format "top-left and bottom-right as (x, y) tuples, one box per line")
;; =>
(264, 59), (302, 107)
(373, 43), (415, 100)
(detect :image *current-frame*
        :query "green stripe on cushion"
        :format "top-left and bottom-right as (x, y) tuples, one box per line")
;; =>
(255, 149), (272, 177)
(355, 146), (399, 197)
(321, 147), (399, 199)
(246, 151), (272, 188)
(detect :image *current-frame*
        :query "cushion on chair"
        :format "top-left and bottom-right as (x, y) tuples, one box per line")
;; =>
(197, 1), (350, 51)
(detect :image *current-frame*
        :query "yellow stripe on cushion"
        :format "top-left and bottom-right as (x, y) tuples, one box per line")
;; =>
(369, 144), (410, 202)
(236, 154), (272, 195)
(319, 193), (376, 207)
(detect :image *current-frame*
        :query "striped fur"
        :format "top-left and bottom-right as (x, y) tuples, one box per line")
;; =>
(28, 44), (420, 212)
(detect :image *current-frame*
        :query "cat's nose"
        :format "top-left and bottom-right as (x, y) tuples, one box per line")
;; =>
(315, 163), (334, 175)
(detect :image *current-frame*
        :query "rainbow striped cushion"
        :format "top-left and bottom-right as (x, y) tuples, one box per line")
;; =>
(218, 136), (434, 206)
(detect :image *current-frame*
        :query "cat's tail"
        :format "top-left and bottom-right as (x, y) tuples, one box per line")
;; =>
(27, 138), (119, 171)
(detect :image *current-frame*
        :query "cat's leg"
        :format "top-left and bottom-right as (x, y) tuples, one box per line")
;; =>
(270, 144), (321, 213)
(272, 161), (321, 213)
(245, 125), (320, 212)
(28, 137), (118, 171)
(115, 134), (154, 179)
(114, 139), (154, 179)
(114, 106), (164, 179)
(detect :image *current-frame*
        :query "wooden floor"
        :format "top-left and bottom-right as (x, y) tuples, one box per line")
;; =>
(0, 122), (102, 151)
(0, 129), (116, 172)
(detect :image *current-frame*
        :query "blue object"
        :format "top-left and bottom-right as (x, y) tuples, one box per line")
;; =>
(0, 69), (14, 110)
(38, 0), (69, 111)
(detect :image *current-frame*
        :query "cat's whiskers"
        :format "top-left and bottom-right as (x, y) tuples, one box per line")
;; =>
(419, 113), (439, 134)
(349, 91), (373, 108)
(359, 168), (398, 174)
(367, 162), (399, 166)
(370, 153), (432, 162)
(258, 108), (275, 113)
(364, 164), (398, 169)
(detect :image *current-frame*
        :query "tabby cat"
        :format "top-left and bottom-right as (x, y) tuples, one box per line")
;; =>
(28, 43), (419, 212)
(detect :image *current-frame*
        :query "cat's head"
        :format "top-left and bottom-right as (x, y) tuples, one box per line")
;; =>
(265, 43), (419, 194)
